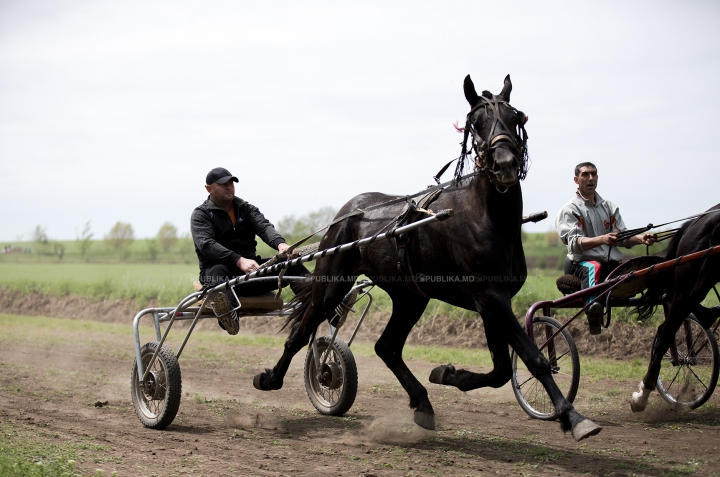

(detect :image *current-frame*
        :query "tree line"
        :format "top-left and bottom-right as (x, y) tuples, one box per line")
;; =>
(18, 208), (338, 262)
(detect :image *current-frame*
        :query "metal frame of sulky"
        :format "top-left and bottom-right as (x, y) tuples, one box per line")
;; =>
(132, 209), (454, 389)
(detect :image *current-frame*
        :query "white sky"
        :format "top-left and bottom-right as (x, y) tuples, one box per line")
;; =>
(1, 1), (719, 242)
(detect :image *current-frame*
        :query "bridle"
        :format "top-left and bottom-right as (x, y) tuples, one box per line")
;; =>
(455, 94), (529, 192)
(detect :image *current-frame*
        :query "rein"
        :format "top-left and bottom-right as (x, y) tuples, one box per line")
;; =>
(269, 170), (479, 261)
(606, 208), (720, 260)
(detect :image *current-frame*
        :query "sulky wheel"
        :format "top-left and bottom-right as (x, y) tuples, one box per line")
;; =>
(131, 341), (182, 429)
(304, 335), (358, 416)
(656, 314), (719, 409)
(511, 316), (580, 420)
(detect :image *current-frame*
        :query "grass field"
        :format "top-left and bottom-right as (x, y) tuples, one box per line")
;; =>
(1, 227), (717, 324)
(0, 262), (199, 305)
(0, 260), (565, 319)
(3, 231), (665, 266)
(1, 260), (716, 325)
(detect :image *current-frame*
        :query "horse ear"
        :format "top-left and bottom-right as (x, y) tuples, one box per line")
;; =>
(463, 75), (480, 107)
(499, 74), (512, 102)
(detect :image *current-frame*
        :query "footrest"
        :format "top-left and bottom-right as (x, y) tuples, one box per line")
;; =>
(191, 282), (283, 310)
(238, 292), (283, 311)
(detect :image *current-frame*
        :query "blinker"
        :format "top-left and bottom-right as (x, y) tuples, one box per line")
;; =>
(517, 111), (528, 125)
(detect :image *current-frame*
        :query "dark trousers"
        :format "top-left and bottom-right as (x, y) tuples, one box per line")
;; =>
(570, 260), (620, 301)
(201, 257), (310, 300)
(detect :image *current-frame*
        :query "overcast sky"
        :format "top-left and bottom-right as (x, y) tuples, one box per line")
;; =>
(1, 1), (718, 242)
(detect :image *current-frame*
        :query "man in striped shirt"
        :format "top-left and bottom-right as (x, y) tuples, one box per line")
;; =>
(556, 162), (656, 334)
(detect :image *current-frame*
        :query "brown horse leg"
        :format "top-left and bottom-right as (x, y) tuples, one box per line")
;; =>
(374, 290), (432, 429)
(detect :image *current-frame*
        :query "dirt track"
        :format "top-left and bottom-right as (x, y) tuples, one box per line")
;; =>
(2, 309), (720, 476)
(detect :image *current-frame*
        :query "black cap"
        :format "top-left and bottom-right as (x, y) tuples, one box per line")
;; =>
(206, 167), (239, 185)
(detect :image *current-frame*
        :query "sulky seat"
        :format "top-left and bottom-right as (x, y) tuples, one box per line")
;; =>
(192, 281), (283, 311)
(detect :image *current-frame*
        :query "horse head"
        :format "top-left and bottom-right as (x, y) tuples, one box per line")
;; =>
(462, 74), (529, 190)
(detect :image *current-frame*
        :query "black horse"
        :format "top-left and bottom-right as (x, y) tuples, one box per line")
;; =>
(631, 204), (720, 410)
(253, 75), (602, 441)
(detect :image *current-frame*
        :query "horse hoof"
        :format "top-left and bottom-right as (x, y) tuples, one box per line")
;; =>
(571, 419), (602, 441)
(414, 410), (435, 430)
(629, 396), (646, 413)
(429, 364), (455, 385)
(630, 381), (650, 412)
(253, 373), (266, 390)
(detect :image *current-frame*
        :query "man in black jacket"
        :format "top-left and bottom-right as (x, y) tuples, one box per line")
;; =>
(191, 167), (309, 334)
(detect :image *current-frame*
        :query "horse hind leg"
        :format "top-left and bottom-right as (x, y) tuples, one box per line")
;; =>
(631, 290), (702, 412)
(373, 290), (433, 429)
(429, 318), (513, 391)
(253, 270), (356, 391)
(253, 290), (324, 391)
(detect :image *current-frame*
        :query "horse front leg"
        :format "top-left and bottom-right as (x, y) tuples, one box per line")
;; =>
(482, 291), (601, 440)
(429, 317), (512, 391)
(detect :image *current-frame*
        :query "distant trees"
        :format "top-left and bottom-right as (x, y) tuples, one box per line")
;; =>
(105, 222), (135, 252)
(29, 225), (65, 259)
(32, 225), (49, 245)
(76, 221), (93, 259)
(545, 229), (560, 247)
(157, 222), (178, 252)
(277, 206), (337, 244)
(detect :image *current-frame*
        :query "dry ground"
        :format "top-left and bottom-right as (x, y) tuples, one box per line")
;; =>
(2, 308), (720, 477)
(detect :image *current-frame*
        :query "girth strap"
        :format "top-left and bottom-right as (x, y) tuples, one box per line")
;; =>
(393, 188), (444, 298)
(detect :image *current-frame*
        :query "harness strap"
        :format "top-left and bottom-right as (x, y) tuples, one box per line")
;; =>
(273, 170), (478, 260)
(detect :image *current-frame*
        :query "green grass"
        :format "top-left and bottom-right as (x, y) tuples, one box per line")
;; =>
(0, 260), (561, 317)
(580, 356), (650, 382)
(2, 230), (717, 321)
(0, 423), (78, 477)
(0, 262), (199, 306)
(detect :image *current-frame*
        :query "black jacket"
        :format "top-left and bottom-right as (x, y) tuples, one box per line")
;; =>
(191, 196), (285, 273)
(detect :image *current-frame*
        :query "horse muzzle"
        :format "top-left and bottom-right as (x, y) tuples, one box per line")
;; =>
(491, 148), (521, 186)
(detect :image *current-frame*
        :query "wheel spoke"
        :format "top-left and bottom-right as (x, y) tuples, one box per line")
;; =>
(511, 317), (579, 420)
(657, 316), (719, 409)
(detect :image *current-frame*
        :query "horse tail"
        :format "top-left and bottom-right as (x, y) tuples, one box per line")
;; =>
(281, 277), (314, 332)
(636, 220), (693, 320)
